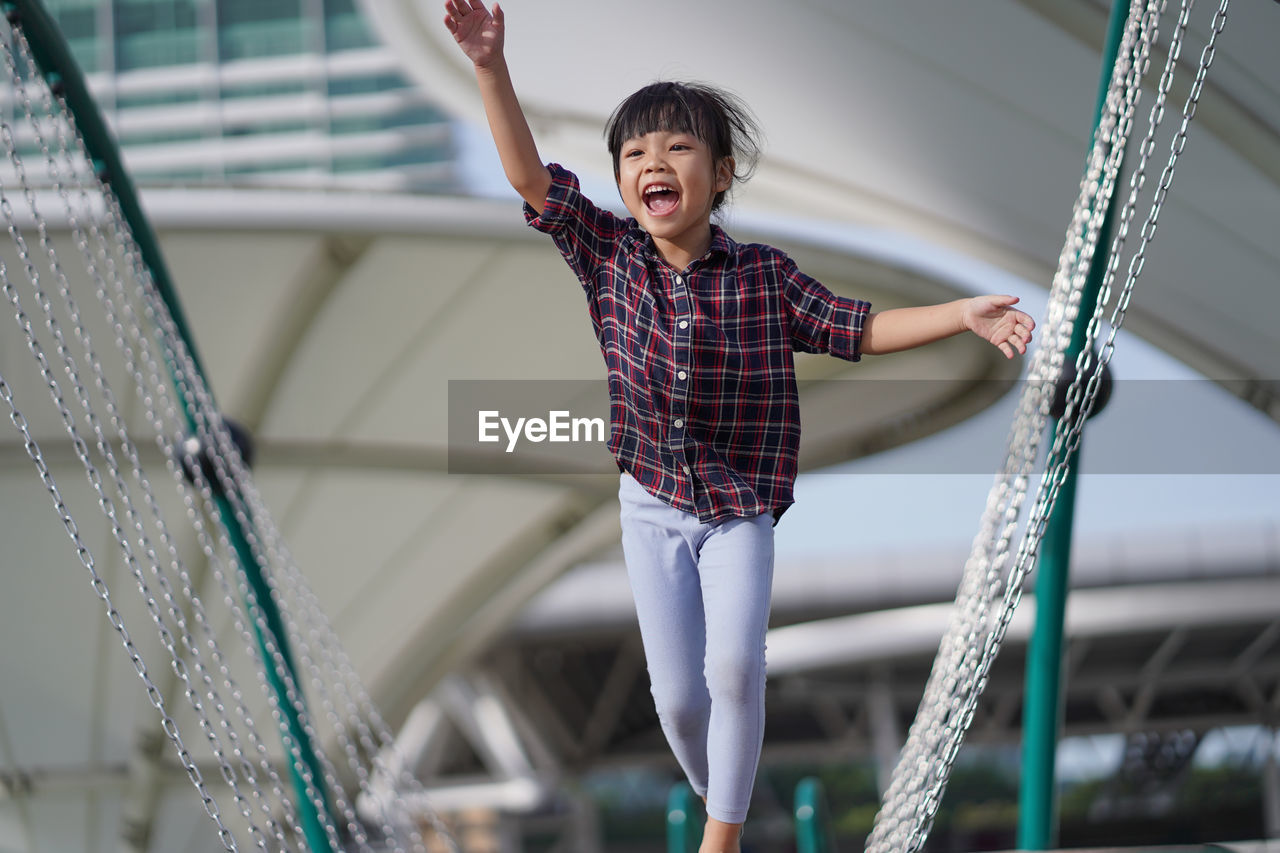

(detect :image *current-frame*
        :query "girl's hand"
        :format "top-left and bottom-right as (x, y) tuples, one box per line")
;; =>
(964, 295), (1035, 359)
(444, 0), (505, 69)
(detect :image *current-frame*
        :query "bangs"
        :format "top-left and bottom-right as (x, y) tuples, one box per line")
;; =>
(606, 85), (720, 160)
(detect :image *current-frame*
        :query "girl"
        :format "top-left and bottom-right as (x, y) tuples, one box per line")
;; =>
(444, 3), (1034, 850)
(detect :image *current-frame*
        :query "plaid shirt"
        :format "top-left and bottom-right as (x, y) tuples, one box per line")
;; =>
(525, 164), (870, 523)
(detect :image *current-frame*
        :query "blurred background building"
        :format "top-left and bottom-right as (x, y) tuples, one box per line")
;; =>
(35, 0), (457, 191)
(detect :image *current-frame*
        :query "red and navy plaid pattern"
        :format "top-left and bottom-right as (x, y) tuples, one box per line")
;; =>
(526, 164), (871, 523)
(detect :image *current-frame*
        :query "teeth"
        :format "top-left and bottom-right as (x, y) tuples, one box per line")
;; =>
(645, 185), (673, 195)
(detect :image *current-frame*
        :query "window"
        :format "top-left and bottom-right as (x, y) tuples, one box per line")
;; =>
(217, 0), (305, 60)
(113, 1), (201, 70)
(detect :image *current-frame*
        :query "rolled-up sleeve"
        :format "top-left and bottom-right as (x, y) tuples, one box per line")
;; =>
(524, 164), (626, 292)
(781, 256), (871, 362)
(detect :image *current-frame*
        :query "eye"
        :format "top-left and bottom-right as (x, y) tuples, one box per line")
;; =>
(624, 149), (643, 158)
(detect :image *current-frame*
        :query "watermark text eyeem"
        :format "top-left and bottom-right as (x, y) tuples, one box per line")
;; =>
(478, 409), (606, 453)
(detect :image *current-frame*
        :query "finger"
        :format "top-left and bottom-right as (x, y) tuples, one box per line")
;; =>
(492, 2), (504, 24)
(443, 13), (456, 31)
(1000, 342), (1015, 359)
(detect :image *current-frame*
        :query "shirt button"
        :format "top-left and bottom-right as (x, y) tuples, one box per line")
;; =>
(677, 370), (687, 380)
(674, 418), (684, 428)
(678, 320), (688, 329)
(682, 465), (691, 475)
(674, 275), (683, 285)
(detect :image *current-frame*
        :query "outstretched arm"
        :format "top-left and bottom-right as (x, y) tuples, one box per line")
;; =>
(444, 0), (551, 212)
(862, 295), (1035, 358)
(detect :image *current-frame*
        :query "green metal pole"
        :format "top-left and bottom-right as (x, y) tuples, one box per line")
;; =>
(7, 4), (335, 849)
(217, 493), (335, 853)
(795, 776), (835, 853)
(1017, 1), (1131, 847)
(667, 782), (702, 853)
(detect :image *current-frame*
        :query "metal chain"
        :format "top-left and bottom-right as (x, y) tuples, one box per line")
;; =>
(126, 185), (458, 850)
(3, 17), (461, 853)
(867, 0), (1169, 847)
(5, 31), (316, 852)
(167, 386), (431, 848)
(151, 259), (460, 851)
(1016, 0), (1228, 613)
(869, 0), (1153, 830)
(3, 21), (336, 852)
(895, 0), (1193, 845)
(133, 270), (383, 853)
(240, 482), (459, 851)
(93, 154), (455, 850)
(269, 529), (461, 850)
(0, 236), (241, 852)
(51, 41), (425, 853)
(0, 34), (292, 851)
(95, 195), (349, 853)
(114, 175), (453, 852)
(868, 0), (1230, 848)
(37, 59), (327, 853)
(225, 475), (442, 853)
(91, 214), (314, 850)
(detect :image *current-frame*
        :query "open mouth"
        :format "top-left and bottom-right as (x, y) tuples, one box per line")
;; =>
(643, 185), (680, 216)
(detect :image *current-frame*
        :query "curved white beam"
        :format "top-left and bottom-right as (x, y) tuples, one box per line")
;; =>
(764, 578), (1280, 675)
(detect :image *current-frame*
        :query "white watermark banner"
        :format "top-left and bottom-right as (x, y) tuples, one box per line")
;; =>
(446, 378), (1280, 475)
(448, 380), (614, 475)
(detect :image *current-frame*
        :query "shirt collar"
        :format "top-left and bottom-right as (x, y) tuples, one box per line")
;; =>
(621, 222), (736, 269)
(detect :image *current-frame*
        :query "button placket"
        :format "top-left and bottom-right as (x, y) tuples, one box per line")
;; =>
(670, 272), (694, 481)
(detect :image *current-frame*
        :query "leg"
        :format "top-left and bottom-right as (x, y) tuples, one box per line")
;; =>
(618, 474), (713, 798)
(697, 512), (775, 835)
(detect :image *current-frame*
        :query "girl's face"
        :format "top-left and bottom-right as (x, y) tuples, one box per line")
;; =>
(616, 129), (733, 260)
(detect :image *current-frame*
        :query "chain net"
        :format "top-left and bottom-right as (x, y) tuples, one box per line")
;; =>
(0, 10), (457, 853)
(865, 0), (1230, 850)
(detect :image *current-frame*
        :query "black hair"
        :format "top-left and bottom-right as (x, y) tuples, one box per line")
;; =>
(604, 81), (762, 212)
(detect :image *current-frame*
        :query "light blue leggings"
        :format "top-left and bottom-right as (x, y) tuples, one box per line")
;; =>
(618, 472), (775, 825)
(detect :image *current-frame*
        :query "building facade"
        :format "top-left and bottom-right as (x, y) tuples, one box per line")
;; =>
(36, 0), (456, 191)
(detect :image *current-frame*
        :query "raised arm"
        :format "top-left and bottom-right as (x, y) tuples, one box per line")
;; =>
(862, 295), (1035, 359)
(444, 0), (551, 212)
